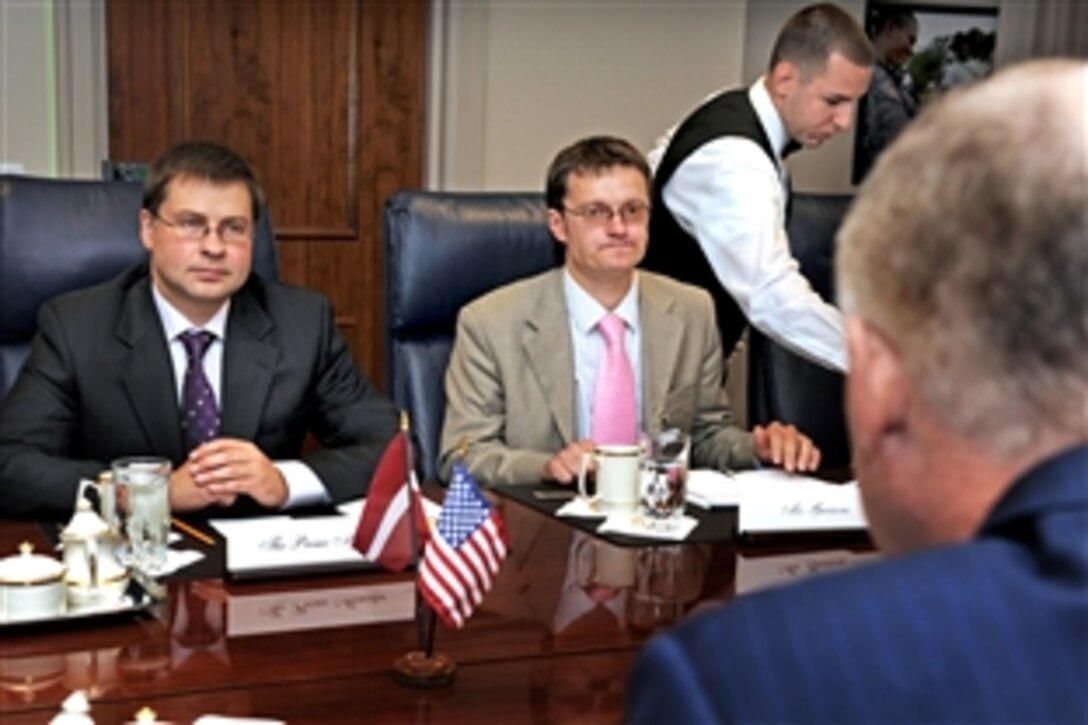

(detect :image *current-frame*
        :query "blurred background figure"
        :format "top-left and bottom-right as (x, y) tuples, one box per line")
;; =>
(855, 8), (918, 181)
(940, 28), (995, 89)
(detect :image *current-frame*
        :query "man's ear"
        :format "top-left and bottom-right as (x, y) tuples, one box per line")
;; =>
(767, 60), (800, 101)
(846, 315), (912, 449)
(138, 209), (155, 253)
(547, 208), (569, 246)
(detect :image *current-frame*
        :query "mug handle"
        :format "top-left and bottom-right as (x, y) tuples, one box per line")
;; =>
(577, 451), (595, 500)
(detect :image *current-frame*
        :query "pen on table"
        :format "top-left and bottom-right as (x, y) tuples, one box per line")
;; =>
(171, 517), (215, 546)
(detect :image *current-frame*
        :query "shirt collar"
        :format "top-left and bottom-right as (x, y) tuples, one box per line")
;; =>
(151, 284), (230, 341)
(750, 77), (793, 161)
(563, 269), (640, 335)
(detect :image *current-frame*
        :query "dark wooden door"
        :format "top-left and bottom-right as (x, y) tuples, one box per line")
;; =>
(107, 0), (427, 387)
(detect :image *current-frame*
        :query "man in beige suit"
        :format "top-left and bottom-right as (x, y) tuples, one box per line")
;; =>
(440, 136), (818, 485)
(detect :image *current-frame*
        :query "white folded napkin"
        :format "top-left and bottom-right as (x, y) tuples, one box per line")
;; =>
(155, 547), (205, 577)
(555, 496), (607, 519)
(596, 513), (698, 541)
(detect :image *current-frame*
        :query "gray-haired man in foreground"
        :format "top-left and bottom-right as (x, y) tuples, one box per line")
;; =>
(628, 59), (1088, 723)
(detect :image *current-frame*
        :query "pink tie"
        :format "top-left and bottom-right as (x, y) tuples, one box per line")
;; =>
(591, 313), (638, 445)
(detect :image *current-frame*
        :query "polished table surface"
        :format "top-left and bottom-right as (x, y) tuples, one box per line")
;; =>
(0, 486), (872, 723)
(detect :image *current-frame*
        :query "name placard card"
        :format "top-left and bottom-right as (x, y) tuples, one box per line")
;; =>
(211, 512), (366, 575)
(210, 499), (440, 577)
(686, 468), (867, 533)
(736, 473), (867, 534)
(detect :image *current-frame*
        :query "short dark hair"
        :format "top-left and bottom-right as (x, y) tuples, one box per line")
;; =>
(545, 135), (651, 211)
(142, 141), (265, 222)
(769, 3), (874, 76)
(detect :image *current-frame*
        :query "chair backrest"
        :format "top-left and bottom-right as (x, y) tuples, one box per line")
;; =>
(0, 175), (279, 395)
(747, 192), (853, 468)
(384, 191), (558, 481)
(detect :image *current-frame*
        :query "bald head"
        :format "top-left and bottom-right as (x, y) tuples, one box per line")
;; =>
(838, 59), (1088, 458)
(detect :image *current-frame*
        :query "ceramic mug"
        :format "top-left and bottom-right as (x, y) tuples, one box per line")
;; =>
(577, 444), (641, 514)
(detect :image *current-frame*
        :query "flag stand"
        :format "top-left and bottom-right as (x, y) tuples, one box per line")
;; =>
(393, 413), (456, 689)
(393, 599), (456, 687)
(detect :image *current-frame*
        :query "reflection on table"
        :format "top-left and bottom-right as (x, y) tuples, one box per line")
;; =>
(0, 484), (871, 722)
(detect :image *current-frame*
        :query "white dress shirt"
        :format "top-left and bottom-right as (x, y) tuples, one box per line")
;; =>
(563, 270), (643, 440)
(655, 78), (848, 372)
(151, 287), (328, 508)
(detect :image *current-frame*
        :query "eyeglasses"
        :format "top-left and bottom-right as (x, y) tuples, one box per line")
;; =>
(152, 212), (252, 244)
(563, 201), (651, 226)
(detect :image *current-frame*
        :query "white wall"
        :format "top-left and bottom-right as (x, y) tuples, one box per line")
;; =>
(429, 0), (749, 190)
(0, 0), (107, 178)
(0, 0), (55, 174)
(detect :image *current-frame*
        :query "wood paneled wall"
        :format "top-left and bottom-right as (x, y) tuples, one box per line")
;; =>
(106, 0), (427, 388)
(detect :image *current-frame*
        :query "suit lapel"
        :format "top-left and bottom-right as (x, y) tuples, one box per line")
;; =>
(523, 271), (576, 445)
(639, 275), (683, 435)
(220, 285), (278, 441)
(117, 277), (186, 460)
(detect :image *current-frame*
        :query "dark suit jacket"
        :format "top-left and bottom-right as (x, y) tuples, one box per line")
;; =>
(628, 445), (1088, 724)
(0, 264), (398, 520)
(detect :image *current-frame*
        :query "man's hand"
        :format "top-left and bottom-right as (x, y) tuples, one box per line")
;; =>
(752, 422), (821, 473)
(169, 460), (237, 512)
(542, 439), (597, 485)
(187, 438), (288, 508)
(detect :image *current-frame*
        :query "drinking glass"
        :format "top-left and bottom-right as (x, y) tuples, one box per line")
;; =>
(112, 456), (171, 575)
(639, 429), (690, 530)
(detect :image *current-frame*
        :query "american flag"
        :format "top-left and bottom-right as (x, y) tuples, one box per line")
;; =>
(418, 462), (508, 629)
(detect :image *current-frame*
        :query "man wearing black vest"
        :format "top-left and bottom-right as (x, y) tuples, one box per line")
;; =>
(643, 3), (873, 373)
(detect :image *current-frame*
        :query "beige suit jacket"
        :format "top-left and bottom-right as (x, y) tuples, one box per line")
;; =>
(439, 268), (753, 484)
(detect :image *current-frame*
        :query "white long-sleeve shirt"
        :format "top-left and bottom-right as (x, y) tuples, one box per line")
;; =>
(653, 79), (848, 372)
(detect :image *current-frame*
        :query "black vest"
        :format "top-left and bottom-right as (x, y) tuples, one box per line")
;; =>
(644, 88), (783, 356)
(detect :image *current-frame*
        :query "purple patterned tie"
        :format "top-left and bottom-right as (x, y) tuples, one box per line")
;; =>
(179, 330), (220, 453)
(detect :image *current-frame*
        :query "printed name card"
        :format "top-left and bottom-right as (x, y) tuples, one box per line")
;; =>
(210, 498), (440, 577)
(211, 512), (369, 576)
(735, 472), (867, 534)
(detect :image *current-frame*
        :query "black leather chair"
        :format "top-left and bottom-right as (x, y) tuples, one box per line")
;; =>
(747, 192), (853, 468)
(384, 191), (559, 481)
(0, 175), (279, 395)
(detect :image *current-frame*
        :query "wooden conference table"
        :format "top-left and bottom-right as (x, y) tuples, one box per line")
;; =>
(0, 483), (872, 723)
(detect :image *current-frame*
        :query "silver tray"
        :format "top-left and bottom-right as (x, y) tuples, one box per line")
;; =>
(0, 577), (158, 629)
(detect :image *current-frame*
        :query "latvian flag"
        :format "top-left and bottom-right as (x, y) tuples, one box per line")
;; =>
(352, 429), (428, 572)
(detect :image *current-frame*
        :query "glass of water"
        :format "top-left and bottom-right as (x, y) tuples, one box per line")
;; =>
(639, 429), (690, 530)
(112, 456), (171, 575)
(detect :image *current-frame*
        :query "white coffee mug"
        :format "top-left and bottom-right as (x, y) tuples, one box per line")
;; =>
(577, 444), (641, 514)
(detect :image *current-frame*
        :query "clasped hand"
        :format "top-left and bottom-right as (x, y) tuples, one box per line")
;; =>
(170, 438), (287, 511)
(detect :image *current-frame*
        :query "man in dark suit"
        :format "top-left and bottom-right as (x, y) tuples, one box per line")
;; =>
(0, 141), (397, 520)
(628, 59), (1088, 723)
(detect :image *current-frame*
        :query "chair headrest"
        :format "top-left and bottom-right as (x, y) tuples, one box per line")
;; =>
(384, 191), (558, 336)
